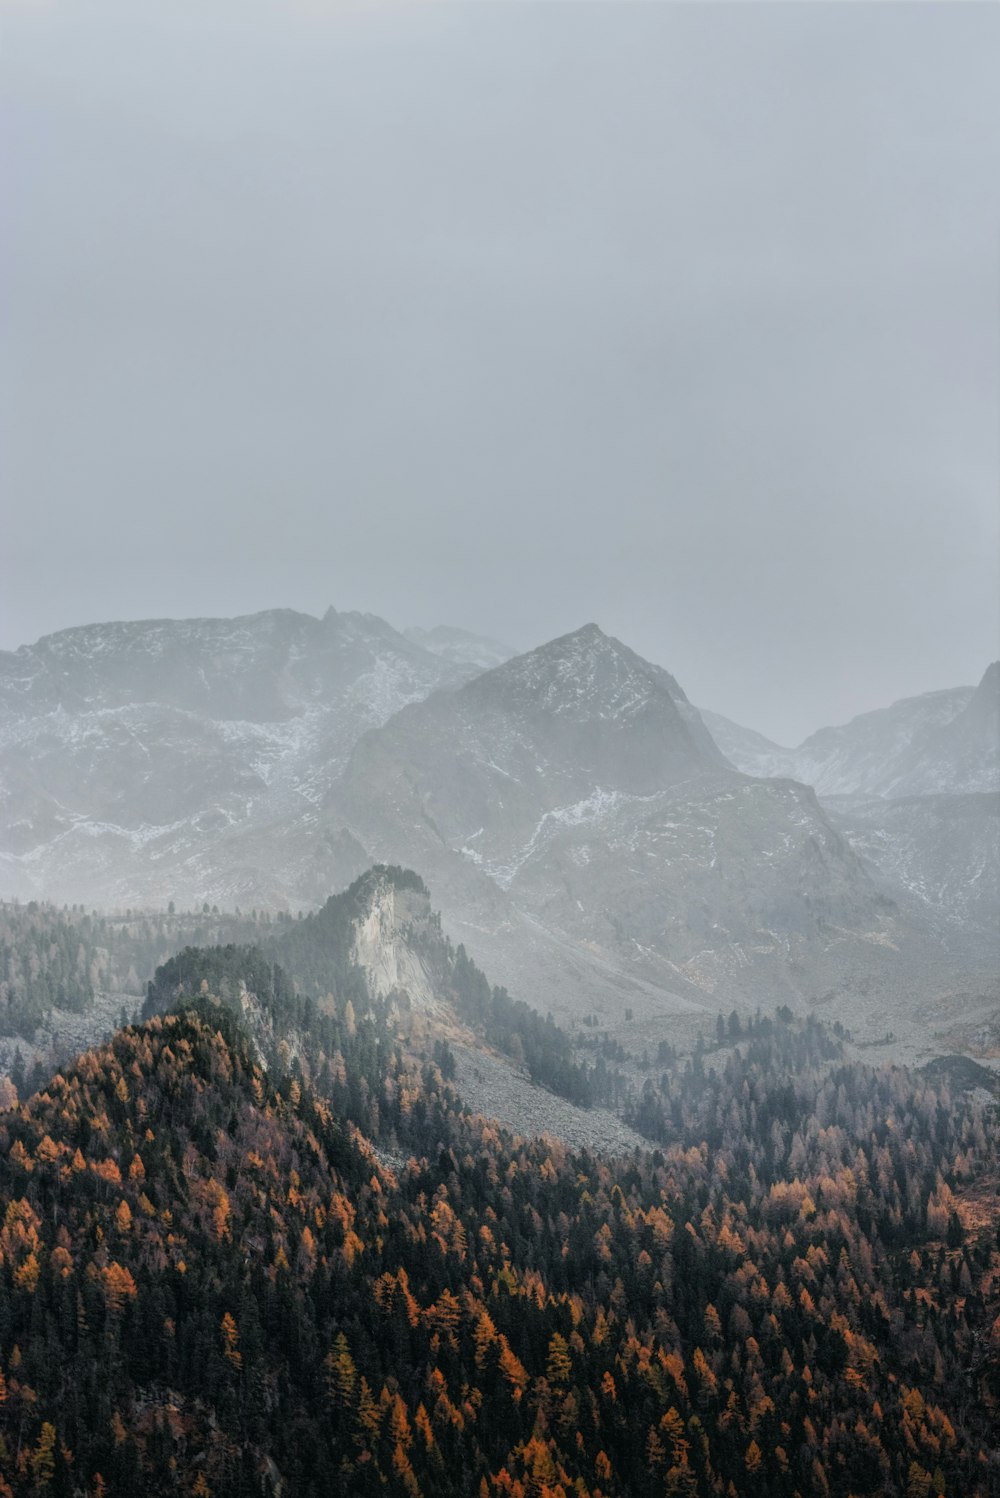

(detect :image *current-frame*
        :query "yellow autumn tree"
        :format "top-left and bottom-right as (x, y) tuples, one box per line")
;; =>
(323, 1332), (357, 1408)
(498, 1337), (529, 1401)
(220, 1312), (242, 1370)
(545, 1332), (572, 1386)
(31, 1422), (57, 1488)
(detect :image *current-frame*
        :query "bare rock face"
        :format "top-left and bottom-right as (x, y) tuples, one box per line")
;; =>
(349, 875), (438, 1010)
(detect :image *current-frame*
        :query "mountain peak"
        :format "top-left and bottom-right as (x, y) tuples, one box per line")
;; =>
(468, 624), (693, 725)
(546, 621), (610, 650)
(374, 623), (727, 796)
(496, 622), (626, 670)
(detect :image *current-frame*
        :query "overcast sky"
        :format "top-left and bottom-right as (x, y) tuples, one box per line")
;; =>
(2, 2), (997, 744)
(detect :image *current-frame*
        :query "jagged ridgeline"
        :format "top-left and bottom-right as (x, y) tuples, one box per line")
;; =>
(143, 866), (598, 1106)
(1, 976), (999, 1494)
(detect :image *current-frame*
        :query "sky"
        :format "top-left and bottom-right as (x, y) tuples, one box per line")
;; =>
(1, 1), (998, 746)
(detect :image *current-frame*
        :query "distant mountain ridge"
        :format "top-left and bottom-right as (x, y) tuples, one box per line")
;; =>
(0, 607), (473, 905)
(404, 623), (515, 672)
(702, 663), (997, 799)
(701, 664), (999, 939)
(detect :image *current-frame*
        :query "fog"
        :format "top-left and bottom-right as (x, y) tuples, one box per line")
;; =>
(2, 1), (997, 743)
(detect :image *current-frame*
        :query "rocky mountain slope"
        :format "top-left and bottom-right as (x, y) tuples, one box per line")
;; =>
(0, 607), (471, 907)
(703, 665), (999, 935)
(885, 660), (999, 799)
(821, 790), (1000, 934)
(703, 663), (997, 799)
(337, 624), (727, 876)
(0, 865), (642, 1155)
(326, 627), (950, 1038)
(696, 708), (800, 782)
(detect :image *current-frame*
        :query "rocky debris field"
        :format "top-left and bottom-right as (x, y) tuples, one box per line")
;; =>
(451, 1041), (649, 1156)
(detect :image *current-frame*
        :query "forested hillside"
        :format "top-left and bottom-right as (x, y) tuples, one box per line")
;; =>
(145, 869), (600, 1110)
(0, 901), (291, 1040)
(0, 933), (997, 1497)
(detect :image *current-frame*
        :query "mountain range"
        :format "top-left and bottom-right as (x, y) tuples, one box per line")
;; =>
(701, 661), (998, 798)
(0, 608), (475, 908)
(0, 607), (996, 1057)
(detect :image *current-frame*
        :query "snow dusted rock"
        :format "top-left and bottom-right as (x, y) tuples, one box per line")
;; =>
(824, 791), (1000, 934)
(0, 608), (470, 907)
(699, 665), (999, 940)
(886, 662), (999, 799)
(331, 626), (726, 904)
(701, 664), (997, 801)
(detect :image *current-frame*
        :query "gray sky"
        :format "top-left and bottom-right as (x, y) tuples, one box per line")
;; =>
(2, 1), (998, 745)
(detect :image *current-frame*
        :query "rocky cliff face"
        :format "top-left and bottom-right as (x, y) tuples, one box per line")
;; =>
(349, 873), (439, 1009)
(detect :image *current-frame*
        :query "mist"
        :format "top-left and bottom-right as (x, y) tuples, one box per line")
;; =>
(2, 1), (997, 743)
